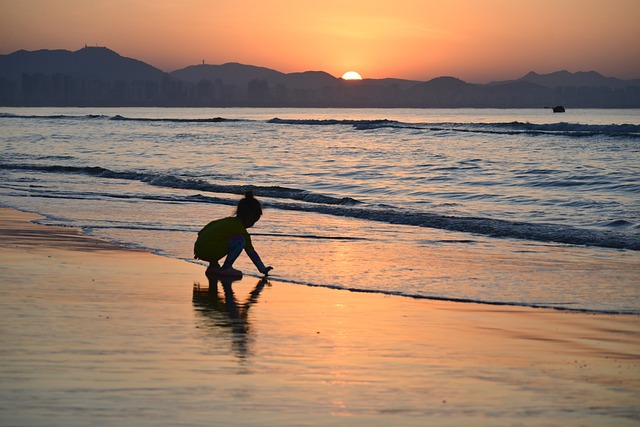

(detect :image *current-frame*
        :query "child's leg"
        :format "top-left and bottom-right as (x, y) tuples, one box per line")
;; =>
(221, 235), (246, 269)
(205, 261), (220, 277)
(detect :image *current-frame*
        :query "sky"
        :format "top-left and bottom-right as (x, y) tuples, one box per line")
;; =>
(1, 0), (639, 83)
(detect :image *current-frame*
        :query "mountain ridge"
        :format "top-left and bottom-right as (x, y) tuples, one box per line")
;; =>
(0, 46), (167, 82)
(1, 47), (639, 107)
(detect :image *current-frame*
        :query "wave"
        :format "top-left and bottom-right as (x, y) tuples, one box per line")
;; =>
(268, 117), (404, 128)
(261, 198), (640, 251)
(0, 163), (359, 206)
(3, 113), (638, 137)
(0, 112), (109, 120)
(3, 162), (639, 251)
(0, 112), (243, 123)
(269, 117), (640, 138)
(110, 115), (241, 123)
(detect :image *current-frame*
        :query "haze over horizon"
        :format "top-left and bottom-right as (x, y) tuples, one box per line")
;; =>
(1, 0), (639, 84)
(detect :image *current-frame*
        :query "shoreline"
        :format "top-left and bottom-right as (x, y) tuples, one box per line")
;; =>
(1, 206), (639, 426)
(271, 278), (640, 315)
(9, 204), (638, 316)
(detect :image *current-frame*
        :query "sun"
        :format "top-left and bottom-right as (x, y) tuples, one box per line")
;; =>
(341, 71), (362, 80)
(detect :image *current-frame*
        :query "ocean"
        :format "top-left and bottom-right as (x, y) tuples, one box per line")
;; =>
(1, 107), (639, 314)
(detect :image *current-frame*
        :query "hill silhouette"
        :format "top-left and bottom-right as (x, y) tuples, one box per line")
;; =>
(170, 63), (339, 92)
(0, 46), (166, 82)
(502, 70), (640, 89)
(171, 63), (284, 86)
(1, 47), (639, 107)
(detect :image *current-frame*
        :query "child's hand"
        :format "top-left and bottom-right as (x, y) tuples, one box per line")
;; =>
(260, 266), (273, 275)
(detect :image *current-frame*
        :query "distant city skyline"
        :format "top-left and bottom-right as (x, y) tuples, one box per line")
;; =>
(3, 47), (638, 108)
(1, 0), (639, 83)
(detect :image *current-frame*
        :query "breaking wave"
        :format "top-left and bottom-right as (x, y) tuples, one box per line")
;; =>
(2, 162), (639, 251)
(110, 115), (241, 123)
(0, 112), (243, 123)
(2, 113), (638, 137)
(0, 163), (359, 206)
(269, 117), (640, 138)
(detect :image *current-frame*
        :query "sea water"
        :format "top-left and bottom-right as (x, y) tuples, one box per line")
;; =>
(1, 107), (639, 313)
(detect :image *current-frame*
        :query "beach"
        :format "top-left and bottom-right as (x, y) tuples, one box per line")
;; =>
(2, 108), (639, 314)
(1, 206), (638, 426)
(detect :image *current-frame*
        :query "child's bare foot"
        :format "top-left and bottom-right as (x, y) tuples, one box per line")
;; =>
(217, 266), (243, 277)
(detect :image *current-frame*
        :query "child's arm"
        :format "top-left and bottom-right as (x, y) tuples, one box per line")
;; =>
(247, 249), (273, 275)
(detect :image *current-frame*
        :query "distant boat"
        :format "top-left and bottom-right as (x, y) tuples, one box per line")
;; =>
(552, 105), (565, 113)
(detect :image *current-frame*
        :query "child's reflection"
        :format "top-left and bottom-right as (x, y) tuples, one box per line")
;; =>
(192, 276), (269, 359)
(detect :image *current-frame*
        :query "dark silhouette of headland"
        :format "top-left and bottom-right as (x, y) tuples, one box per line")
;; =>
(1, 47), (639, 108)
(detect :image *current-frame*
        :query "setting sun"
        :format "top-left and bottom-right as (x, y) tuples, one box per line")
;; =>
(341, 71), (362, 80)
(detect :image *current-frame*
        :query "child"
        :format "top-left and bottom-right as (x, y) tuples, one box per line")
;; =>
(194, 191), (272, 278)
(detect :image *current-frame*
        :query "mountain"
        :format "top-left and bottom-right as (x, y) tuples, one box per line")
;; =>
(277, 71), (339, 88)
(170, 63), (339, 90)
(523, 70), (617, 88)
(0, 46), (167, 82)
(170, 62), (284, 86)
(1, 47), (639, 107)
(490, 70), (640, 89)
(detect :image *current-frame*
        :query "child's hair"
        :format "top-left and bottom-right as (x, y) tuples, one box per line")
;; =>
(236, 190), (262, 221)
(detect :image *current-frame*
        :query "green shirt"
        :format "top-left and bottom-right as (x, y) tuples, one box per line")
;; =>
(194, 217), (254, 262)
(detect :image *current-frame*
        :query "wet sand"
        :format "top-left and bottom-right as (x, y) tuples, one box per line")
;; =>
(0, 207), (638, 426)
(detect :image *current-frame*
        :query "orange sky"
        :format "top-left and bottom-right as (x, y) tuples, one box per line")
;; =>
(1, 0), (639, 83)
